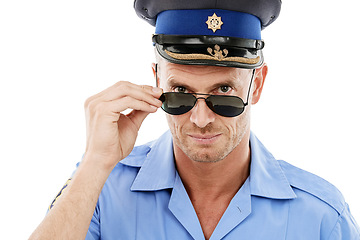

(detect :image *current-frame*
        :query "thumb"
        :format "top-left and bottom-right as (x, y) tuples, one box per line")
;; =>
(126, 110), (151, 130)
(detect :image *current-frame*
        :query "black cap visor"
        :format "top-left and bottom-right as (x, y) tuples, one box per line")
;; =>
(153, 34), (264, 69)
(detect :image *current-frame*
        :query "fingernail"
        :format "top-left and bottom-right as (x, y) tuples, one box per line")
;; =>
(152, 87), (162, 93)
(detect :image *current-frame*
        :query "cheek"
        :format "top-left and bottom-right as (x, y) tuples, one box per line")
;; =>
(165, 114), (187, 137)
(166, 114), (175, 132)
(223, 120), (238, 139)
(235, 109), (250, 135)
(224, 110), (250, 138)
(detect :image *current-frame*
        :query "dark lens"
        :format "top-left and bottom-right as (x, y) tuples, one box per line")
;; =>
(160, 92), (196, 115)
(206, 95), (245, 117)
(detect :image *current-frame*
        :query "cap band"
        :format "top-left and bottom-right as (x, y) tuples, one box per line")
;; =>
(155, 9), (261, 40)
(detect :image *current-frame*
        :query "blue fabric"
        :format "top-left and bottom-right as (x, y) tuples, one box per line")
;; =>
(155, 9), (262, 40)
(84, 131), (360, 240)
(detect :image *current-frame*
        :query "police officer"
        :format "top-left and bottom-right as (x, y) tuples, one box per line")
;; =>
(30, 0), (360, 239)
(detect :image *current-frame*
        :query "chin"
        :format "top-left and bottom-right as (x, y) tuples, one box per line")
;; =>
(185, 147), (231, 163)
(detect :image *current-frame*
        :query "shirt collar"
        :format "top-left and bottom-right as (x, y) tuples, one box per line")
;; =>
(126, 131), (177, 191)
(126, 130), (296, 199)
(249, 133), (296, 199)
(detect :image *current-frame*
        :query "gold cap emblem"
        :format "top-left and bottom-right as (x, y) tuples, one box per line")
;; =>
(207, 45), (228, 60)
(206, 13), (223, 33)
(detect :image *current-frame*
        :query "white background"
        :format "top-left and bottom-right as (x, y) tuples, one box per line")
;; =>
(0, 0), (359, 238)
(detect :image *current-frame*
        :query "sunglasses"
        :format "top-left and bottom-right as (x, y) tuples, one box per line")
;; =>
(159, 69), (255, 117)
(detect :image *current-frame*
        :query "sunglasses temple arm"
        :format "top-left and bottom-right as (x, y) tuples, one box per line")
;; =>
(244, 69), (256, 106)
(155, 63), (159, 88)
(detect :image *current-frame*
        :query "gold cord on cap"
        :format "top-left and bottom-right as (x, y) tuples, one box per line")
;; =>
(165, 45), (260, 64)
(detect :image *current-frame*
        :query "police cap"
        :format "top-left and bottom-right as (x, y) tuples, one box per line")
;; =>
(134, 0), (281, 69)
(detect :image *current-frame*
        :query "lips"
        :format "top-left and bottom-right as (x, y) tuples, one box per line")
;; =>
(188, 133), (221, 144)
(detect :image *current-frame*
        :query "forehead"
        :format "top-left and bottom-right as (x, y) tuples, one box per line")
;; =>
(159, 60), (250, 89)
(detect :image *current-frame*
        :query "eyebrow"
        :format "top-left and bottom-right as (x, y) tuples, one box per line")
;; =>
(211, 80), (239, 90)
(167, 78), (193, 90)
(167, 78), (240, 92)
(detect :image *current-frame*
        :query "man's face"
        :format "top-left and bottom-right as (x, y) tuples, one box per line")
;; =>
(158, 60), (254, 163)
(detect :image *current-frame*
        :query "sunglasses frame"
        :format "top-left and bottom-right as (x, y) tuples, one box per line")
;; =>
(156, 65), (256, 117)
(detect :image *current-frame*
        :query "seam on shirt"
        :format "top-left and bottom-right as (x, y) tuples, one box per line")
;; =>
(134, 191), (138, 239)
(291, 185), (341, 215)
(326, 205), (346, 240)
(284, 199), (291, 239)
(278, 160), (344, 215)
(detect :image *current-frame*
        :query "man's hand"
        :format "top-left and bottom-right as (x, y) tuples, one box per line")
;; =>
(83, 81), (163, 170)
(29, 81), (163, 240)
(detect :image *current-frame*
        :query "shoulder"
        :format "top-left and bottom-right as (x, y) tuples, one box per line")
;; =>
(278, 160), (345, 214)
(278, 160), (360, 239)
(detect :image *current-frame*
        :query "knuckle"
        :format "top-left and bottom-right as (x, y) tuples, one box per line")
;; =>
(115, 80), (130, 88)
(114, 84), (131, 96)
(84, 97), (92, 109)
(121, 84), (131, 93)
(85, 99), (100, 115)
(84, 98), (96, 112)
(141, 84), (153, 92)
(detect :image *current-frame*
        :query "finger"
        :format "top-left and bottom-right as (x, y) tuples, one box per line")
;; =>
(100, 81), (162, 102)
(114, 94), (162, 112)
(98, 96), (160, 117)
(86, 88), (162, 118)
(126, 110), (151, 130)
(86, 82), (162, 112)
(141, 85), (163, 98)
(84, 81), (147, 108)
(85, 81), (126, 107)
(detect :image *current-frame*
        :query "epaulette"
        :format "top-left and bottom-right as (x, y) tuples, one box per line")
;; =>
(278, 160), (346, 215)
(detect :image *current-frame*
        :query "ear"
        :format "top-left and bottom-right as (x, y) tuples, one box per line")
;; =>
(251, 63), (268, 104)
(151, 63), (160, 87)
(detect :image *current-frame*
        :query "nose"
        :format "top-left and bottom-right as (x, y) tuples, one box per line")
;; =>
(189, 98), (216, 128)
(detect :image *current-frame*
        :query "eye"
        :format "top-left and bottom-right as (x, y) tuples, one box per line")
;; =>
(174, 86), (187, 93)
(219, 85), (231, 93)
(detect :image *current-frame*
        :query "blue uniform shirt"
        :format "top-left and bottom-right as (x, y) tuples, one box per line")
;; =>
(83, 131), (359, 239)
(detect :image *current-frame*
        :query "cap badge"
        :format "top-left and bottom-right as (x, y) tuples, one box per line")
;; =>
(206, 13), (223, 33)
(207, 45), (228, 60)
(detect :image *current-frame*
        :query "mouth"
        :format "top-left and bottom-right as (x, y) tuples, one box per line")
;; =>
(188, 133), (222, 144)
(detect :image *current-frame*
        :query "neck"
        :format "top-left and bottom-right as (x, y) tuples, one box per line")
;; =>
(174, 131), (251, 201)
